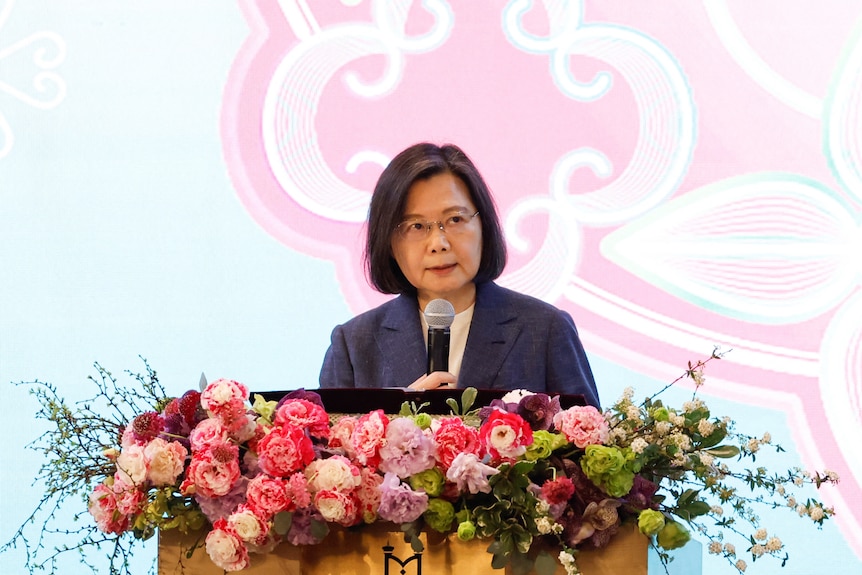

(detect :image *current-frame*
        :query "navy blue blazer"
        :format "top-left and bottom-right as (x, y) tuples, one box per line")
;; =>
(319, 282), (599, 407)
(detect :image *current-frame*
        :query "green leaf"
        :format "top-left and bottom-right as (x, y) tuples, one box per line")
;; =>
(698, 428), (727, 449)
(678, 489), (699, 506)
(461, 387), (478, 412)
(446, 398), (460, 415)
(686, 501), (712, 518)
(534, 551), (558, 575)
(310, 518), (329, 540)
(410, 533), (424, 553)
(510, 551), (533, 575)
(491, 552), (510, 569)
(273, 511), (293, 535)
(705, 445), (741, 458)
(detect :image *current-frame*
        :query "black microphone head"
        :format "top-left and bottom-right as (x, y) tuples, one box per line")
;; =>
(424, 299), (455, 329)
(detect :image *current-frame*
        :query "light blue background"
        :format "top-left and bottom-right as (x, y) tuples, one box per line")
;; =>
(1, 2), (858, 574)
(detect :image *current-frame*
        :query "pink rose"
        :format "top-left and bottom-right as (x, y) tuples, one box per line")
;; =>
(88, 482), (128, 534)
(256, 425), (315, 478)
(205, 518), (250, 571)
(181, 443), (241, 498)
(553, 406), (609, 448)
(201, 379), (249, 412)
(218, 400), (255, 436)
(350, 410), (389, 469)
(314, 489), (358, 526)
(246, 475), (291, 517)
(111, 477), (146, 516)
(328, 416), (357, 458)
(275, 399), (330, 440)
(432, 417), (481, 470)
(144, 437), (188, 486)
(479, 409), (533, 460)
(189, 418), (230, 453)
(354, 467), (383, 523)
(286, 471), (312, 509)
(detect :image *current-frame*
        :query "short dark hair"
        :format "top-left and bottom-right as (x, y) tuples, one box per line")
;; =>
(365, 143), (507, 295)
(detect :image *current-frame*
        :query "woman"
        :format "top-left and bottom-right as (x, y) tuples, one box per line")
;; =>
(319, 143), (599, 407)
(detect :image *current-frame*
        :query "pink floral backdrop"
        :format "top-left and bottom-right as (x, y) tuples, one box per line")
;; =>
(220, 0), (862, 556)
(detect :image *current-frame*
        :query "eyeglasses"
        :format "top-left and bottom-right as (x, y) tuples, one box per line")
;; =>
(394, 211), (480, 241)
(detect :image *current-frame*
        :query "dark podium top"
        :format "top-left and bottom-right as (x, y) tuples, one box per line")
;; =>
(255, 388), (587, 415)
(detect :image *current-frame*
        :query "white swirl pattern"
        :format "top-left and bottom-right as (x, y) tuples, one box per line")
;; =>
(499, 197), (582, 304)
(824, 17), (862, 203)
(503, 0), (697, 226)
(262, 0), (452, 222)
(0, 0), (66, 159)
(600, 175), (861, 324)
(820, 290), (862, 532)
(703, 0), (823, 118)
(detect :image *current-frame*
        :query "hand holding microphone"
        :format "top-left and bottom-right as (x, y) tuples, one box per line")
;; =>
(407, 299), (456, 390)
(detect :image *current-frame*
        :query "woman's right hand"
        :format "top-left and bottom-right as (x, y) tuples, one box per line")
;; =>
(408, 371), (457, 390)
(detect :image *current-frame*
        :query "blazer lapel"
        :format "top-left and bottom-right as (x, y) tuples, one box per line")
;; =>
(376, 294), (426, 386)
(459, 282), (521, 389)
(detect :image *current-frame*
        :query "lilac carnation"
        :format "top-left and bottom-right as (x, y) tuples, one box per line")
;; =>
(287, 506), (327, 545)
(378, 418), (435, 478)
(377, 473), (428, 523)
(446, 452), (499, 494)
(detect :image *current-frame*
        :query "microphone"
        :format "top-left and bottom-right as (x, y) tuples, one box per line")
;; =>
(424, 299), (455, 374)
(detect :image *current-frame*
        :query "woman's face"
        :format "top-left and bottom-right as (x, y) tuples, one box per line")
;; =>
(391, 172), (483, 313)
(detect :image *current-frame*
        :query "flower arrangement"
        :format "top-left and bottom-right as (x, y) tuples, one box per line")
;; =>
(3, 351), (839, 575)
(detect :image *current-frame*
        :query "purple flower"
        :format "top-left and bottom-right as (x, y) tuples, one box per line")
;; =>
(446, 452), (499, 494)
(378, 418), (435, 478)
(624, 475), (659, 510)
(277, 389), (324, 410)
(195, 476), (249, 522)
(478, 399), (513, 422)
(517, 394), (561, 431)
(287, 507), (327, 545)
(377, 473), (428, 523)
(161, 413), (190, 446)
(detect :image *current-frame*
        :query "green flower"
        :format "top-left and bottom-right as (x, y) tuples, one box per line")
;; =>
(251, 393), (278, 423)
(657, 520), (691, 550)
(580, 445), (635, 497)
(524, 430), (566, 461)
(457, 520), (476, 541)
(409, 468), (445, 497)
(637, 509), (665, 536)
(423, 498), (455, 533)
(412, 413), (432, 430)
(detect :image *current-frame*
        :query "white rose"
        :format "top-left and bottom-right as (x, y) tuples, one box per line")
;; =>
(116, 444), (148, 485)
(205, 528), (249, 571)
(145, 438), (187, 486)
(228, 509), (266, 544)
(305, 457), (359, 493)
